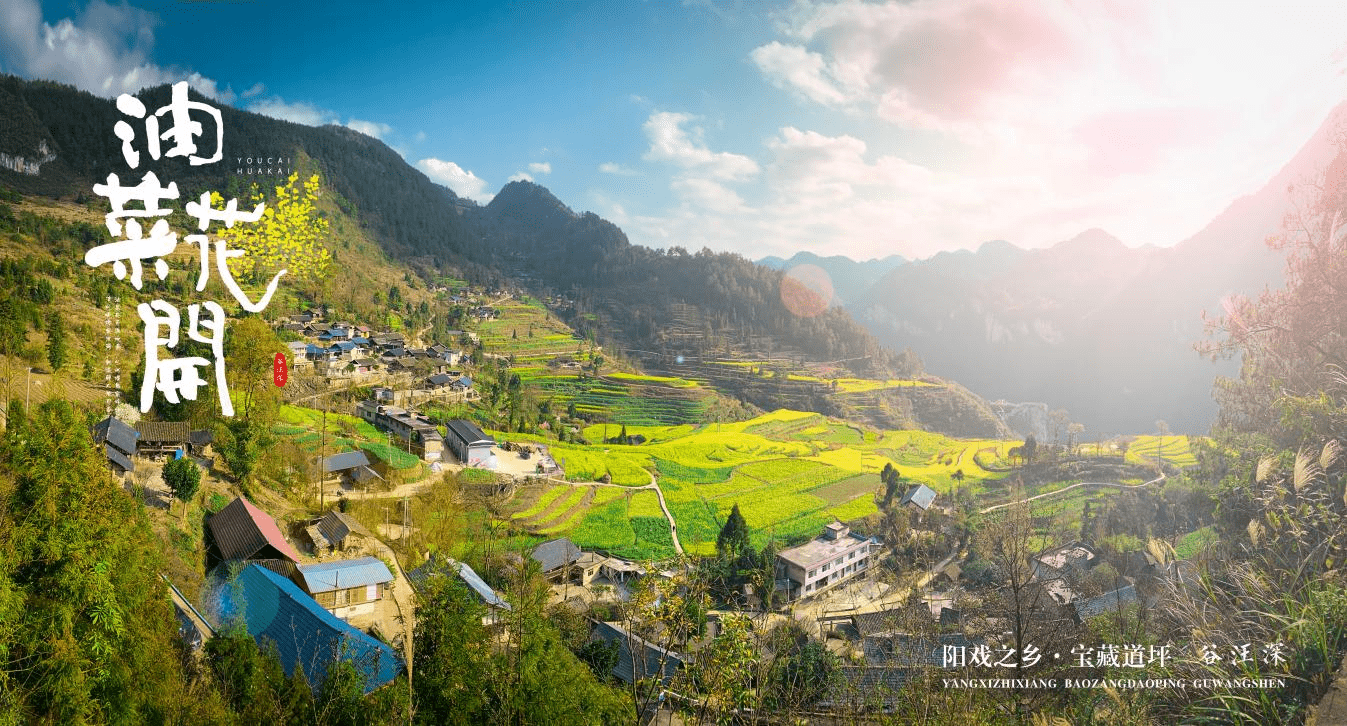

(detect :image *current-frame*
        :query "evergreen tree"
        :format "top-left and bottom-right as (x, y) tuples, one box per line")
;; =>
(717, 502), (751, 559)
(45, 309), (65, 371)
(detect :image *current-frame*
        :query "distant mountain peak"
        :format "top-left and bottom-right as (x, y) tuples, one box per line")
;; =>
(487, 179), (576, 219)
(1056, 228), (1125, 254)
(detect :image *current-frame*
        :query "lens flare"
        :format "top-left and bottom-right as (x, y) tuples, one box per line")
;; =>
(780, 264), (834, 318)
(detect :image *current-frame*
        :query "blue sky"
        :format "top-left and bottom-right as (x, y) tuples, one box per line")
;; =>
(4, 1), (1347, 261)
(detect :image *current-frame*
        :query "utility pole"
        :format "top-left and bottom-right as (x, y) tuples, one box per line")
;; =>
(319, 402), (328, 511)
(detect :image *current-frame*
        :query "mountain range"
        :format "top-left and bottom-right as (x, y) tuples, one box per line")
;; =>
(3, 73), (1339, 437)
(763, 105), (1346, 435)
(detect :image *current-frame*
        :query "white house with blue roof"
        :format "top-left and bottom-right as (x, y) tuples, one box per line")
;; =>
(294, 556), (395, 621)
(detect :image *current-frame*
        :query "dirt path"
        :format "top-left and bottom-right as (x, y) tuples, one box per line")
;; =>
(533, 472), (684, 555)
(978, 474), (1165, 514)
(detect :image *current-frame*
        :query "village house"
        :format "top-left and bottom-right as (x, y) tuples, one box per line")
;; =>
(775, 522), (880, 601)
(355, 401), (444, 462)
(306, 510), (375, 557)
(134, 420), (191, 459)
(92, 415), (137, 475)
(1030, 541), (1100, 581)
(532, 538), (582, 583)
(293, 556), (395, 621)
(444, 419), (494, 467)
(589, 621), (685, 686)
(321, 450), (382, 488)
(407, 554), (512, 624)
(207, 496), (302, 564)
(899, 483), (938, 511)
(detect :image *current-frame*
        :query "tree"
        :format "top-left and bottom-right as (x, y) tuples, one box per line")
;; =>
(1201, 144), (1347, 447)
(1022, 434), (1038, 465)
(413, 577), (491, 724)
(162, 456), (201, 519)
(881, 462), (901, 508)
(45, 310), (65, 371)
(717, 502), (750, 560)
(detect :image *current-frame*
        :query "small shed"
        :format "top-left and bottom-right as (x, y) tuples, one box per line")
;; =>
(899, 484), (938, 511)
(307, 510), (374, 556)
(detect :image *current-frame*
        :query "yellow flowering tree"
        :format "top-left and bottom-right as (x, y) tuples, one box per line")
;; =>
(214, 172), (332, 287)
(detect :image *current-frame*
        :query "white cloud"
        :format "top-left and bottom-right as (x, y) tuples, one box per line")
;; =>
(671, 177), (748, 215)
(507, 172), (534, 182)
(418, 158), (493, 203)
(247, 96), (339, 126)
(414, 130), (426, 142)
(599, 162), (638, 176)
(528, 161), (551, 175)
(750, 41), (849, 106)
(0, 0), (233, 101)
(642, 111), (759, 181)
(345, 118), (392, 140)
(241, 82), (265, 98)
(729, 0), (1347, 256)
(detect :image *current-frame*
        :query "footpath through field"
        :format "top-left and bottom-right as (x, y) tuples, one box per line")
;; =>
(978, 473), (1166, 514)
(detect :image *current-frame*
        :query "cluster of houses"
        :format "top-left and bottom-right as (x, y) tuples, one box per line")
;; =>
(355, 395), (496, 468)
(195, 495), (404, 693)
(407, 536), (689, 686)
(91, 415), (213, 476)
(277, 312), (474, 386)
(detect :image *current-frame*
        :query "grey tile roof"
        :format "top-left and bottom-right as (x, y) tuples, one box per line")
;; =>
(135, 420), (191, 443)
(532, 538), (581, 573)
(104, 443), (134, 473)
(92, 416), (138, 456)
(322, 450), (371, 473)
(316, 511), (370, 546)
(1071, 584), (1138, 623)
(591, 621), (683, 685)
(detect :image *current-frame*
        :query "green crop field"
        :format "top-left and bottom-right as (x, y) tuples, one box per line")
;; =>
(511, 485), (571, 520)
(513, 408), (1180, 559)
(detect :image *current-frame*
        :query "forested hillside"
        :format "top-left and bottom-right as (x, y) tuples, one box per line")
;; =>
(0, 76), (911, 383)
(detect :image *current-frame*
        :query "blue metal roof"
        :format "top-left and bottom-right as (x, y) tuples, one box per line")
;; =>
(212, 564), (402, 693)
(297, 557), (394, 594)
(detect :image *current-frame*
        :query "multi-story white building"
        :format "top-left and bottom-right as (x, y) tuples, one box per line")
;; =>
(775, 522), (879, 601)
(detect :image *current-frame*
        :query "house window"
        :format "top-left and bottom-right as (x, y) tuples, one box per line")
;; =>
(335, 589), (349, 606)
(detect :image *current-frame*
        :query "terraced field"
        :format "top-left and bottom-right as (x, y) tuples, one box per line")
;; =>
(511, 408), (1025, 558)
(1125, 435), (1198, 468)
